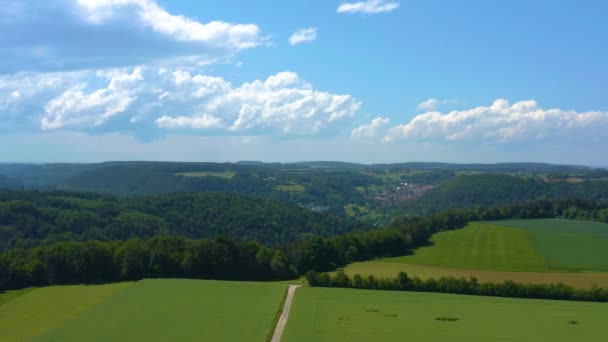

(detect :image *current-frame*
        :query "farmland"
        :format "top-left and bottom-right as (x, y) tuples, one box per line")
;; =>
(378, 220), (608, 272)
(173, 171), (237, 179)
(0, 279), (285, 342)
(342, 219), (608, 288)
(283, 287), (608, 342)
(378, 222), (547, 272)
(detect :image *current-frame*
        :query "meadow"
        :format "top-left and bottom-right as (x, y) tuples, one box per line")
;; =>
(343, 219), (608, 288)
(283, 287), (608, 342)
(500, 219), (608, 272)
(275, 184), (306, 192)
(378, 222), (547, 272)
(0, 279), (285, 342)
(173, 171), (237, 179)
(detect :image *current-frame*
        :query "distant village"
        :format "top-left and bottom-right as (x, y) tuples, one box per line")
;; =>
(372, 182), (436, 205)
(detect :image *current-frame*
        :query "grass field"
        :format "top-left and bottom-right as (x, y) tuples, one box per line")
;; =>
(0, 282), (133, 341)
(0, 279), (285, 342)
(0, 288), (34, 307)
(379, 222), (547, 272)
(500, 219), (608, 272)
(283, 287), (608, 342)
(343, 219), (608, 288)
(174, 171), (236, 179)
(275, 184), (305, 192)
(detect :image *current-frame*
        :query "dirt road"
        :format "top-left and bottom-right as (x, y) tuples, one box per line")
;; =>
(270, 285), (301, 342)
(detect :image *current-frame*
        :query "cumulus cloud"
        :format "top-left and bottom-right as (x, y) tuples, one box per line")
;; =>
(0, 0), (263, 72)
(351, 117), (389, 140)
(337, 0), (400, 14)
(385, 99), (608, 144)
(289, 28), (317, 46)
(0, 68), (362, 137)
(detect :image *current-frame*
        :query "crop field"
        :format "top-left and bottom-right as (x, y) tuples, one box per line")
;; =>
(343, 219), (608, 288)
(275, 184), (306, 192)
(283, 287), (608, 342)
(377, 220), (608, 272)
(173, 171), (236, 179)
(0, 279), (285, 342)
(379, 222), (547, 272)
(500, 219), (608, 272)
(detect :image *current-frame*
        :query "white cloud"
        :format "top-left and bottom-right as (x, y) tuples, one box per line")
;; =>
(351, 117), (389, 140)
(289, 28), (317, 46)
(416, 98), (458, 111)
(417, 98), (439, 111)
(41, 68), (143, 130)
(75, 0), (261, 49)
(0, 0), (264, 72)
(1, 68), (362, 137)
(155, 114), (223, 129)
(337, 0), (400, 14)
(385, 99), (608, 144)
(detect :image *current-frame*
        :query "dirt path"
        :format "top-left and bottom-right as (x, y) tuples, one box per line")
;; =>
(270, 285), (301, 342)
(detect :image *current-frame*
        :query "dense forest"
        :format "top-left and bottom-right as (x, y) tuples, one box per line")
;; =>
(0, 190), (370, 250)
(3, 197), (607, 293)
(397, 174), (608, 216)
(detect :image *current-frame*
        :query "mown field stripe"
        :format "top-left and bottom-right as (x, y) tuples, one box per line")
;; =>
(0, 282), (134, 341)
(377, 222), (547, 272)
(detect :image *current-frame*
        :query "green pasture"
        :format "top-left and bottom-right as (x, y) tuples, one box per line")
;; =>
(0, 282), (133, 341)
(283, 287), (608, 342)
(173, 171), (236, 179)
(0, 279), (285, 342)
(379, 222), (547, 272)
(375, 220), (608, 273)
(499, 219), (608, 272)
(275, 184), (306, 192)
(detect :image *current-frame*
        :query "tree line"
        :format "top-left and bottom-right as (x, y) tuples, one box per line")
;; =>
(0, 236), (294, 291)
(305, 270), (608, 303)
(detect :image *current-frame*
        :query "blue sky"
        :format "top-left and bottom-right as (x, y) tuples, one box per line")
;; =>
(1, 0), (607, 165)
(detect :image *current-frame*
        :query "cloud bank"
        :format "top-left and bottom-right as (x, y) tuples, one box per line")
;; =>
(0, 68), (362, 137)
(386, 99), (608, 144)
(0, 0), (263, 72)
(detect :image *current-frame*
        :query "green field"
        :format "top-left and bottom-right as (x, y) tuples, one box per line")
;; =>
(343, 219), (608, 288)
(0, 279), (285, 341)
(500, 219), (608, 272)
(174, 171), (236, 179)
(379, 222), (547, 272)
(283, 287), (608, 342)
(275, 184), (306, 192)
(376, 220), (608, 272)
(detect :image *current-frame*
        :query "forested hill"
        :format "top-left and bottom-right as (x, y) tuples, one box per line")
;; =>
(0, 190), (371, 250)
(0, 175), (20, 189)
(396, 174), (608, 216)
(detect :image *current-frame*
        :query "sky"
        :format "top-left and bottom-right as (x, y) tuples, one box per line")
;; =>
(1, 0), (607, 165)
